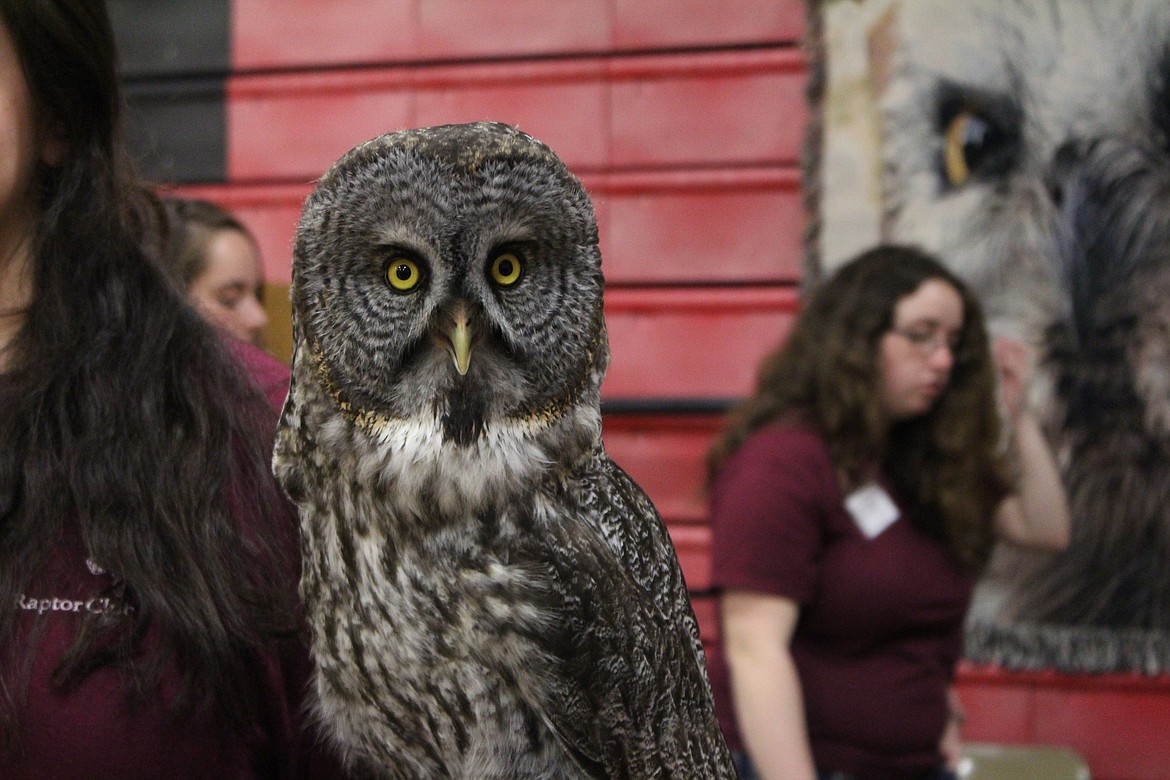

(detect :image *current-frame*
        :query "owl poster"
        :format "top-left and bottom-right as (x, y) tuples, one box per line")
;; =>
(808, 0), (1170, 674)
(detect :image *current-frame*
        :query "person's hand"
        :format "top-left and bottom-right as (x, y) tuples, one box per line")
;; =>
(939, 687), (966, 770)
(939, 713), (963, 770)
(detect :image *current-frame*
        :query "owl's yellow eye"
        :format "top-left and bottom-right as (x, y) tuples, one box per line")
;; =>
(386, 258), (422, 292)
(489, 252), (523, 287)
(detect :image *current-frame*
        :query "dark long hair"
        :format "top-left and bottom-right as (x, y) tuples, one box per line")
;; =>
(0, 0), (293, 740)
(708, 245), (1007, 569)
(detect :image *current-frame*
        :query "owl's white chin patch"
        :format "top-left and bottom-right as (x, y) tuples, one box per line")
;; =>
(356, 404), (599, 517)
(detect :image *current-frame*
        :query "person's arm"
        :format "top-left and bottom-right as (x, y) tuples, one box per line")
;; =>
(991, 337), (1071, 550)
(721, 591), (817, 780)
(993, 409), (1070, 549)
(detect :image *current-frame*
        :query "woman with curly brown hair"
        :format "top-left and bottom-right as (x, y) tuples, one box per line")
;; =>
(706, 245), (1069, 780)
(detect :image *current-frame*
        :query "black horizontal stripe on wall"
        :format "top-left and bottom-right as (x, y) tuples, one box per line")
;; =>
(109, 0), (230, 78)
(122, 78), (226, 184)
(110, 0), (230, 184)
(601, 398), (737, 416)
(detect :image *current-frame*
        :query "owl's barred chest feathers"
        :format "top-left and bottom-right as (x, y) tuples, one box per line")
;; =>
(281, 381), (607, 776)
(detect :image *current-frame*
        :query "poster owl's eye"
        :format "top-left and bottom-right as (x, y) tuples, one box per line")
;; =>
(940, 103), (1016, 188)
(489, 252), (523, 287)
(944, 110), (992, 186)
(386, 258), (423, 292)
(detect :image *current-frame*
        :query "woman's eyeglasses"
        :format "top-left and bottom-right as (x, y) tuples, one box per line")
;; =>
(890, 327), (965, 359)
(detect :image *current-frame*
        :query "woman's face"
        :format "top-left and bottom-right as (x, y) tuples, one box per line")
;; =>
(877, 278), (965, 421)
(186, 228), (269, 346)
(0, 20), (46, 271)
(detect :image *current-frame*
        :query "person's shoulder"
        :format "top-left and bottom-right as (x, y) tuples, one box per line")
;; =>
(224, 337), (290, 413)
(740, 418), (829, 460)
(723, 419), (836, 491)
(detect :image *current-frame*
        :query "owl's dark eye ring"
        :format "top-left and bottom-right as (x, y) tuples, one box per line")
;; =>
(386, 258), (423, 293)
(489, 252), (523, 287)
(938, 97), (1018, 189)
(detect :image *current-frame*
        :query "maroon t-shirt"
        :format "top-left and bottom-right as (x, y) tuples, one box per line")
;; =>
(708, 422), (975, 780)
(1, 341), (347, 779)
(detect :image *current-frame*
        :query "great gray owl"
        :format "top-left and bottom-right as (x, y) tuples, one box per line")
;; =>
(272, 122), (736, 778)
(848, 0), (1170, 667)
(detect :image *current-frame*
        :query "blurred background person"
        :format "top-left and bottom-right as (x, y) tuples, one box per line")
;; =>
(159, 196), (269, 348)
(706, 245), (1069, 780)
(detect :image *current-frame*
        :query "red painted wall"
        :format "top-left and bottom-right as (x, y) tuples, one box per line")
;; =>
(956, 664), (1170, 780)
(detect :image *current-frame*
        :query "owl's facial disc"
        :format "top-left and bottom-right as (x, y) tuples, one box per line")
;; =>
(444, 303), (473, 376)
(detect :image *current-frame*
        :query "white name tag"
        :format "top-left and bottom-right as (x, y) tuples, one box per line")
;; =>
(844, 482), (900, 539)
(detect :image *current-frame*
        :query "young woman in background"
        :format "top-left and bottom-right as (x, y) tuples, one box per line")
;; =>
(159, 196), (270, 348)
(707, 245), (1069, 780)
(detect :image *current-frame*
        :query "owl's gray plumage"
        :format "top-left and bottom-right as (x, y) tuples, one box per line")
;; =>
(273, 122), (735, 777)
(867, 0), (1170, 660)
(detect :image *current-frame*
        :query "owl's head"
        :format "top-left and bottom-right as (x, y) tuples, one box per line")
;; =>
(290, 122), (608, 449)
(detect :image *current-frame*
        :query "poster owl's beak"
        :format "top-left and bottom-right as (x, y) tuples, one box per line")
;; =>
(445, 306), (472, 376)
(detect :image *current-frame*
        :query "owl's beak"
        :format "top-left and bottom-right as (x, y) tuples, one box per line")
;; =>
(445, 306), (473, 376)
